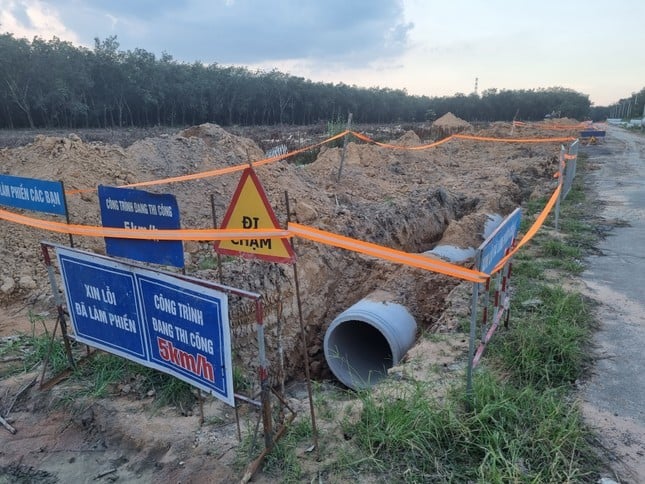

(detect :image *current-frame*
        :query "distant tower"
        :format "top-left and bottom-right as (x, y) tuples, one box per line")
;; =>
(474, 77), (479, 95)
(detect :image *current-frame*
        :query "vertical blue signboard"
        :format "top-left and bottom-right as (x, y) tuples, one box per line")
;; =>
(138, 273), (232, 404)
(0, 174), (67, 216)
(478, 208), (522, 274)
(56, 247), (234, 406)
(98, 185), (184, 268)
(57, 250), (147, 360)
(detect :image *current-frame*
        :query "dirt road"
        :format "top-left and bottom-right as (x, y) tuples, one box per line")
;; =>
(580, 125), (645, 482)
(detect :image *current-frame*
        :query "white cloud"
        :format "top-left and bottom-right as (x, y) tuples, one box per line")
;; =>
(0, 0), (81, 42)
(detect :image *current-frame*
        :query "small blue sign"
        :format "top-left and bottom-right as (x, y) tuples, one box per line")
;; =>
(98, 185), (184, 268)
(138, 274), (232, 403)
(56, 247), (234, 406)
(478, 208), (522, 274)
(580, 130), (606, 138)
(0, 174), (67, 216)
(57, 250), (147, 360)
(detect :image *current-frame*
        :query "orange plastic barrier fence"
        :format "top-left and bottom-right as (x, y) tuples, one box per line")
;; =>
(350, 131), (455, 150)
(513, 121), (590, 131)
(288, 222), (488, 283)
(65, 129), (573, 196)
(491, 183), (562, 274)
(453, 134), (575, 144)
(66, 130), (350, 195)
(0, 127), (575, 282)
(0, 207), (291, 241)
(352, 131), (575, 147)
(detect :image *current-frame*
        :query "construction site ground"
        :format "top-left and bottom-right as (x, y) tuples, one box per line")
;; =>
(0, 120), (640, 482)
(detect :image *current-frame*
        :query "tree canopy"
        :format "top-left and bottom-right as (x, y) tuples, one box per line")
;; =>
(0, 34), (593, 129)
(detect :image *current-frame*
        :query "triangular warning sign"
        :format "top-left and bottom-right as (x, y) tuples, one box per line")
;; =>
(214, 168), (295, 263)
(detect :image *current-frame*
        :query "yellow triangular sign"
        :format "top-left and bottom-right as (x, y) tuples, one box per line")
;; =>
(214, 168), (295, 263)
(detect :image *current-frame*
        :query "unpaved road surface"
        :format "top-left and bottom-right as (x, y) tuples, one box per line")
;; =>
(580, 126), (645, 483)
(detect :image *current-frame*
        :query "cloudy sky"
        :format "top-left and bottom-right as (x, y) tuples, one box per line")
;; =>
(1, 0), (643, 106)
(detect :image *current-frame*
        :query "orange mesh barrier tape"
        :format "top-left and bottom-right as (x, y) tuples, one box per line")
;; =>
(288, 222), (488, 283)
(352, 131), (574, 148)
(0, 207), (291, 241)
(350, 131), (455, 150)
(453, 134), (576, 144)
(65, 129), (572, 196)
(66, 130), (350, 195)
(491, 183), (562, 274)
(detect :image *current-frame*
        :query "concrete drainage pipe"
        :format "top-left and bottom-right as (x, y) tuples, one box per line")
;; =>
(323, 291), (417, 390)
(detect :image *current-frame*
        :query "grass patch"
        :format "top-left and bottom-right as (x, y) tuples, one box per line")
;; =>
(71, 351), (196, 410)
(541, 239), (582, 258)
(346, 372), (597, 482)
(262, 419), (313, 481)
(0, 313), (73, 377)
(489, 285), (593, 389)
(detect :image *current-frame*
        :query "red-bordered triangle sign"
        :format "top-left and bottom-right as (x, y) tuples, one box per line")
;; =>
(214, 168), (295, 264)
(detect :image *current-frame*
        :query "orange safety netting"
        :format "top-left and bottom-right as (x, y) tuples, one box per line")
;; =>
(349, 131), (455, 150)
(0, 207), (291, 241)
(453, 134), (575, 143)
(491, 182), (562, 274)
(288, 222), (488, 283)
(66, 130), (350, 195)
(1, 127), (576, 281)
(65, 129), (574, 196)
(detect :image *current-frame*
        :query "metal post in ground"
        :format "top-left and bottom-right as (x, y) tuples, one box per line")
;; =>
(210, 194), (224, 284)
(554, 145), (565, 231)
(60, 181), (74, 249)
(40, 244), (76, 376)
(466, 251), (482, 407)
(336, 112), (353, 182)
(255, 299), (273, 450)
(284, 191), (319, 456)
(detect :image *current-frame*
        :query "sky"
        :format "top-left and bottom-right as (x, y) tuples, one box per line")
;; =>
(1, 0), (643, 106)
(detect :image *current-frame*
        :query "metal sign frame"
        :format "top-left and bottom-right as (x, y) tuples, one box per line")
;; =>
(466, 209), (521, 399)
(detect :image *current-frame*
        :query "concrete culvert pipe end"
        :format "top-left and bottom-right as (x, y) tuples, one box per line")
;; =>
(323, 291), (417, 390)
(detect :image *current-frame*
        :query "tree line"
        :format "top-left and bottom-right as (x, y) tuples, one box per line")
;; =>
(606, 87), (645, 120)
(0, 34), (593, 130)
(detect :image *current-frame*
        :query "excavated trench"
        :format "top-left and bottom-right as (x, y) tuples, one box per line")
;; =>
(212, 189), (506, 388)
(0, 123), (560, 391)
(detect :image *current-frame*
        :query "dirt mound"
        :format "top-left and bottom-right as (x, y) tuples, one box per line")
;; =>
(432, 112), (473, 137)
(392, 130), (423, 146)
(545, 117), (579, 125)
